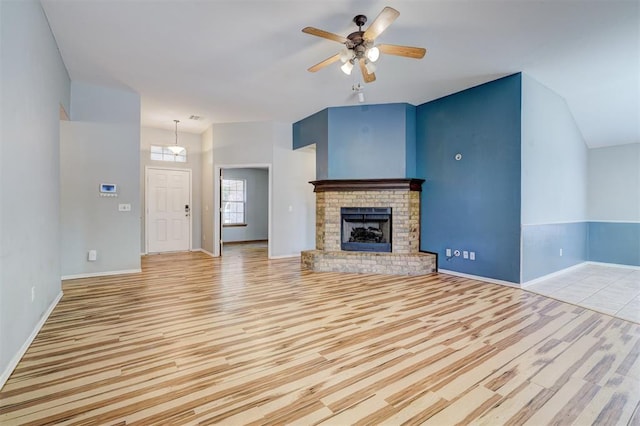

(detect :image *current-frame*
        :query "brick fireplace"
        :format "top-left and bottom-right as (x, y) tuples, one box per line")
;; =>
(301, 179), (437, 275)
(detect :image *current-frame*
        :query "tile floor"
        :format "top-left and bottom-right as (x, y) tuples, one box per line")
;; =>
(524, 263), (640, 323)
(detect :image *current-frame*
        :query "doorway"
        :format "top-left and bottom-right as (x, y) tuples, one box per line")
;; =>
(214, 164), (271, 258)
(146, 167), (192, 253)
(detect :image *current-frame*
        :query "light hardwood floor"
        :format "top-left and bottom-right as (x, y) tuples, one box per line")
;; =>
(1, 246), (639, 425)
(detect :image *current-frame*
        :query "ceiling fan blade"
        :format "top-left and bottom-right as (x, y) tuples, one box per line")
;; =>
(363, 7), (400, 40)
(359, 58), (376, 83)
(308, 53), (341, 72)
(302, 27), (348, 44)
(378, 44), (427, 59)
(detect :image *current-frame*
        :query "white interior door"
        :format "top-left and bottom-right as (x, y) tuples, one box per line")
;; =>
(147, 168), (191, 253)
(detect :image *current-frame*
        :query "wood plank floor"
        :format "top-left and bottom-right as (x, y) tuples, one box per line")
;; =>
(1, 246), (639, 425)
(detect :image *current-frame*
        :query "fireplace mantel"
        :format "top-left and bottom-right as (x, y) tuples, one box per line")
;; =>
(310, 178), (425, 193)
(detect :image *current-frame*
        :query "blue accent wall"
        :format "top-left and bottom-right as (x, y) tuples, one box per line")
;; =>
(292, 108), (329, 179)
(327, 103), (414, 179)
(522, 222), (588, 282)
(293, 103), (415, 180)
(589, 222), (640, 266)
(405, 104), (417, 178)
(416, 74), (522, 283)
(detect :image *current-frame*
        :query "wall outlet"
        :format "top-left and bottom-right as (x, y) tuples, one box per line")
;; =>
(203, 233), (206, 241)
(454, 250), (461, 257)
(446, 248), (452, 257)
(559, 248), (563, 257)
(88, 250), (97, 261)
(463, 250), (469, 259)
(31, 286), (35, 302)
(470, 251), (476, 261)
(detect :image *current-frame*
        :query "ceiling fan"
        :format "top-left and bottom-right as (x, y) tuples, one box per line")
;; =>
(302, 6), (426, 83)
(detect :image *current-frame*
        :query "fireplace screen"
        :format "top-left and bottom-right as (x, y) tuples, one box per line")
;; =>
(341, 207), (392, 252)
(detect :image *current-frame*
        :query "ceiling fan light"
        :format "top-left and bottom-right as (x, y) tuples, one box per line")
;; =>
(366, 46), (380, 62)
(365, 61), (377, 74)
(339, 48), (353, 63)
(341, 60), (354, 75)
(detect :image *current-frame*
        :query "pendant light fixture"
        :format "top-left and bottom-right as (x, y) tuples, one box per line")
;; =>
(167, 119), (185, 155)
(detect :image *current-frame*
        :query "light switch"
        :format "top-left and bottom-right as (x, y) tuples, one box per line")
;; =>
(118, 204), (131, 211)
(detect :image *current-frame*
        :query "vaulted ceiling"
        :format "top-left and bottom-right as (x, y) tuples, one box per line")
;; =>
(41, 0), (639, 148)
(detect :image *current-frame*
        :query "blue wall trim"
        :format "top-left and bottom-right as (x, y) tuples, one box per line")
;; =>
(417, 74), (522, 283)
(522, 222), (588, 282)
(589, 222), (640, 266)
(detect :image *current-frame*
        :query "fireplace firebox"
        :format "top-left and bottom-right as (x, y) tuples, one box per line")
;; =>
(341, 207), (392, 252)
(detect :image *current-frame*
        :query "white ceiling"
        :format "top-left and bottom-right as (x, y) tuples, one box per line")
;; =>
(41, 0), (639, 148)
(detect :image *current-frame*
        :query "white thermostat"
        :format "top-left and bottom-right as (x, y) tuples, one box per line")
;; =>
(99, 183), (118, 197)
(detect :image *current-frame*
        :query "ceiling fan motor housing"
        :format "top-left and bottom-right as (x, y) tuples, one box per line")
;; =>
(346, 31), (370, 58)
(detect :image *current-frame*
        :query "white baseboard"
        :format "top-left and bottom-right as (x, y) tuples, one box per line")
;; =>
(521, 262), (588, 287)
(61, 269), (141, 280)
(521, 261), (640, 287)
(0, 291), (63, 391)
(269, 253), (301, 259)
(438, 269), (520, 288)
(195, 248), (215, 257)
(585, 261), (640, 270)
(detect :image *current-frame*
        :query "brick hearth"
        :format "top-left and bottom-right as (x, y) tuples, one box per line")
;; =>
(301, 179), (436, 275)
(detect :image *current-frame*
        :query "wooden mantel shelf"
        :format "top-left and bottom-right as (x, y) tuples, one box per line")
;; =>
(309, 178), (425, 193)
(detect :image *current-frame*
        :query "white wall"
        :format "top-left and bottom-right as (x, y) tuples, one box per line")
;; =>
(0, 0), (70, 387)
(70, 81), (140, 124)
(212, 122), (275, 163)
(521, 73), (588, 224)
(222, 168), (269, 243)
(203, 121), (315, 258)
(140, 127), (202, 251)
(60, 82), (141, 277)
(588, 143), (640, 221)
(271, 123), (316, 257)
(201, 126), (214, 254)
(60, 122), (141, 276)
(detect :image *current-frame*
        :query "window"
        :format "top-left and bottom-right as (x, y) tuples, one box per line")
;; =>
(150, 145), (187, 163)
(222, 179), (246, 226)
